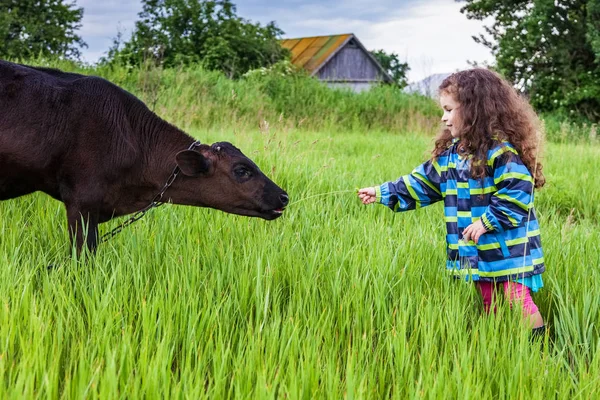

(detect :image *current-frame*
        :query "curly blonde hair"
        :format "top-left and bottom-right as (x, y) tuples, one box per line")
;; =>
(434, 69), (545, 188)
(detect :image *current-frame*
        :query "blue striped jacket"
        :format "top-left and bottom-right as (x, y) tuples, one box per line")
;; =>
(375, 140), (545, 283)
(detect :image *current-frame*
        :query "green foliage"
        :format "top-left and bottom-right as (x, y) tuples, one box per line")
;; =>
(10, 59), (597, 142)
(0, 0), (86, 59)
(370, 49), (410, 88)
(242, 59), (306, 79)
(107, 0), (288, 78)
(588, 0), (600, 61)
(460, 0), (600, 123)
(0, 128), (598, 398)
(541, 113), (599, 143)
(39, 60), (438, 133)
(1, 60), (599, 397)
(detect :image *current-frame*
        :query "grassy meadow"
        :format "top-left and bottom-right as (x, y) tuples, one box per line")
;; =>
(0, 62), (599, 398)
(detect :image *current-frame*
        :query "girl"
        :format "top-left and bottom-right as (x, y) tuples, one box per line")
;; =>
(358, 68), (546, 335)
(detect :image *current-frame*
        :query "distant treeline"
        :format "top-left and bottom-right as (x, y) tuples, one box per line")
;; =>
(461, 0), (600, 124)
(1, 1), (600, 126)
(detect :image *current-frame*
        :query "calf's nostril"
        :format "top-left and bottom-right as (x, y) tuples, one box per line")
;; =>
(279, 193), (289, 206)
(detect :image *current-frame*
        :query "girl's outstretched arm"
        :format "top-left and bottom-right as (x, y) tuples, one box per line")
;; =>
(358, 159), (443, 211)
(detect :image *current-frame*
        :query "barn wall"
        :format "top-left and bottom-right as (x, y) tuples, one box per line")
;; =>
(317, 45), (383, 81)
(326, 82), (375, 93)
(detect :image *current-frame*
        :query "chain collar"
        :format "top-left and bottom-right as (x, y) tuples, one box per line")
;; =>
(100, 140), (201, 244)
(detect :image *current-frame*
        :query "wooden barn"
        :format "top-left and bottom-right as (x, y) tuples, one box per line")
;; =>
(281, 33), (393, 92)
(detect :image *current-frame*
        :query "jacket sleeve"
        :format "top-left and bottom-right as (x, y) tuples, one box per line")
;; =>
(375, 158), (443, 212)
(480, 149), (535, 232)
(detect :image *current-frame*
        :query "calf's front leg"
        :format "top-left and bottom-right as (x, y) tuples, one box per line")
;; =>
(65, 204), (100, 255)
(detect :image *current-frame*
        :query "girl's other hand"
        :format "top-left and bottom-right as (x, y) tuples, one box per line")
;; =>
(357, 187), (377, 205)
(462, 219), (487, 244)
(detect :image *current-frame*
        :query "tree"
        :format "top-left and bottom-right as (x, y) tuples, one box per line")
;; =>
(459, 0), (600, 122)
(110, 0), (288, 78)
(0, 0), (86, 60)
(370, 49), (410, 88)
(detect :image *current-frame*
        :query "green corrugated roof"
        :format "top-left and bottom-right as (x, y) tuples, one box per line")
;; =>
(280, 34), (393, 82)
(281, 34), (353, 75)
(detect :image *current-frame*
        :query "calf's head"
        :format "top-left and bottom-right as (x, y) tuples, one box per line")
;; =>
(174, 142), (288, 219)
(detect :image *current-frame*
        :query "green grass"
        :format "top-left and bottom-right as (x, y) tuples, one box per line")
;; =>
(13, 58), (440, 135)
(13, 58), (599, 143)
(1, 125), (599, 398)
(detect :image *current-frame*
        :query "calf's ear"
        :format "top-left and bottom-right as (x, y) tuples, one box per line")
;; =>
(176, 150), (212, 176)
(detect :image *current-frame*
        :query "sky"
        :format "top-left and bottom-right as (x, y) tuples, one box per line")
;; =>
(77, 0), (494, 83)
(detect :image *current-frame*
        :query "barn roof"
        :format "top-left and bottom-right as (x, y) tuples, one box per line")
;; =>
(280, 33), (393, 82)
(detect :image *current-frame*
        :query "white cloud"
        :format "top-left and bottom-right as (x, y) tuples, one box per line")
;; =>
(361, 0), (494, 81)
(239, 0), (493, 82)
(78, 0), (140, 63)
(74, 0), (494, 81)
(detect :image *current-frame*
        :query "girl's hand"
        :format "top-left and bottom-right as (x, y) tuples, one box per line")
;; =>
(462, 219), (487, 244)
(357, 187), (377, 205)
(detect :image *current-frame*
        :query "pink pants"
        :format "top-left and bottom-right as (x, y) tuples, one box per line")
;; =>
(477, 281), (539, 317)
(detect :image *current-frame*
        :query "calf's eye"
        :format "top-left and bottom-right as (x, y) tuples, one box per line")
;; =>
(235, 167), (253, 178)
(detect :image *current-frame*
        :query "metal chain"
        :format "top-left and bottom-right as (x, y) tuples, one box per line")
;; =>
(99, 140), (201, 244)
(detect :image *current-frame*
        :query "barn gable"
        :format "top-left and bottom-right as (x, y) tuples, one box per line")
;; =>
(281, 34), (393, 92)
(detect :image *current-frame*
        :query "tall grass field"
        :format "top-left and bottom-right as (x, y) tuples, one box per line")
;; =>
(0, 62), (599, 398)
